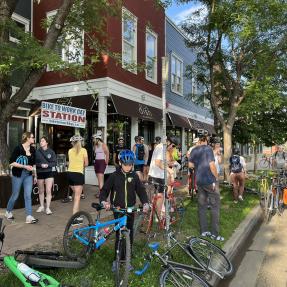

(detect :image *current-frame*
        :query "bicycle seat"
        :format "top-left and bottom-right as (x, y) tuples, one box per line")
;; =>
(148, 242), (159, 251)
(91, 203), (103, 211)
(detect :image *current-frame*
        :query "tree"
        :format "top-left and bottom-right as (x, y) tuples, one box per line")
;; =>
(175, 0), (287, 178)
(0, 0), (122, 167)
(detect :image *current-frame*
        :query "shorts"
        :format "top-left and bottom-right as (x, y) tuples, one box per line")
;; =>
(94, 160), (107, 174)
(67, 172), (85, 186)
(37, 172), (54, 180)
(134, 165), (144, 173)
(149, 176), (165, 193)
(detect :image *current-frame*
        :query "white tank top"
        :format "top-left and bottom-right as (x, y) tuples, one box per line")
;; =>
(94, 145), (105, 160)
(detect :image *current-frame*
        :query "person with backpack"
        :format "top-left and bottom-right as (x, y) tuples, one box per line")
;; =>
(132, 136), (145, 181)
(272, 145), (286, 170)
(229, 147), (247, 203)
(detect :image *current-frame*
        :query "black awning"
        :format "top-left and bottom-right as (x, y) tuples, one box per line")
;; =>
(189, 118), (215, 134)
(168, 112), (191, 129)
(49, 95), (97, 110)
(111, 95), (162, 122)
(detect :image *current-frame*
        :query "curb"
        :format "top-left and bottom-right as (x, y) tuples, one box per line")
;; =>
(211, 205), (262, 286)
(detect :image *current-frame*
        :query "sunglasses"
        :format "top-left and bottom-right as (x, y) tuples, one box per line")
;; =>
(169, 144), (176, 148)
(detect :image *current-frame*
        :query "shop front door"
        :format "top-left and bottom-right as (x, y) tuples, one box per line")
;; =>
(138, 120), (155, 145)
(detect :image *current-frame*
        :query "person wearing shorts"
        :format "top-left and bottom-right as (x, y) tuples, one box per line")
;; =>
(67, 135), (88, 219)
(35, 136), (57, 215)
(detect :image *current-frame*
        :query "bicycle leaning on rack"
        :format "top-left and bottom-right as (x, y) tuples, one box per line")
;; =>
(135, 231), (233, 286)
(63, 203), (143, 287)
(133, 181), (184, 237)
(0, 218), (75, 287)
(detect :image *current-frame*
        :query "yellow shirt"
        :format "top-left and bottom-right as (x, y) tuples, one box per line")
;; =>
(68, 148), (88, 174)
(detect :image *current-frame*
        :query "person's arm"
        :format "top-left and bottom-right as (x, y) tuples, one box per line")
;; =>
(48, 150), (57, 168)
(135, 174), (149, 205)
(83, 149), (89, 167)
(209, 161), (218, 180)
(103, 143), (109, 165)
(35, 150), (43, 168)
(9, 146), (33, 171)
(144, 144), (149, 163)
(99, 173), (115, 209)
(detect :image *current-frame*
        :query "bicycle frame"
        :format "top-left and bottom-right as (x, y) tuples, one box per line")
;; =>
(72, 213), (128, 250)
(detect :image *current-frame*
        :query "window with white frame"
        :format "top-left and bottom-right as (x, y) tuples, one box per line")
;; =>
(122, 8), (137, 72)
(10, 13), (30, 43)
(146, 29), (157, 82)
(171, 53), (183, 95)
(46, 10), (84, 66)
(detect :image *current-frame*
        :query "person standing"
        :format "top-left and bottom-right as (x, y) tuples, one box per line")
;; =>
(189, 135), (224, 241)
(229, 148), (247, 203)
(113, 137), (126, 170)
(132, 136), (145, 182)
(92, 132), (109, 198)
(35, 136), (57, 215)
(210, 137), (222, 176)
(67, 135), (88, 220)
(140, 136), (149, 183)
(5, 132), (38, 224)
(272, 145), (286, 170)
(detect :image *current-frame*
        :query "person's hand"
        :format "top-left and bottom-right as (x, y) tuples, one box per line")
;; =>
(143, 203), (150, 213)
(25, 165), (33, 171)
(41, 164), (48, 168)
(101, 201), (111, 211)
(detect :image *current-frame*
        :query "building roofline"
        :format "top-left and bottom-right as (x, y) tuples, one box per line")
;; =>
(165, 16), (189, 41)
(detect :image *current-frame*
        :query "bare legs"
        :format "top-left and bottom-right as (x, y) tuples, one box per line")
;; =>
(71, 185), (83, 214)
(96, 173), (104, 197)
(37, 177), (54, 213)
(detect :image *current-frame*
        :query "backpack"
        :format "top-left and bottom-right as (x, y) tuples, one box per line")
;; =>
(136, 144), (145, 161)
(230, 155), (243, 173)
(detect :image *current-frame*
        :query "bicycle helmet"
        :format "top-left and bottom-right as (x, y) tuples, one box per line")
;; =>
(70, 135), (83, 142)
(118, 149), (135, 164)
(167, 135), (180, 146)
(233, 147), (240, 155)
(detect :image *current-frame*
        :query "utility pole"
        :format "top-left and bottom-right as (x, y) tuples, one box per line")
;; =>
(161, 56), (171, 246)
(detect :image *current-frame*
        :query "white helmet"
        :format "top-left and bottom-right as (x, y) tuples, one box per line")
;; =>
(70, 135), (84, 142)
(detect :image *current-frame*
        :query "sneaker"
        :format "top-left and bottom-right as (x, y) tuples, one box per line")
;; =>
(201, 231), (211, 237)
(36, 206), (45, 213)
(26, 215), (38, 224)
(238, 195), (243, 201)
(5, 211), (14, 220)
(211, 234), (225, 241)
(46, 208), (53, 215)
(72, 217), (83, 226)
(62, 197), (72, 203)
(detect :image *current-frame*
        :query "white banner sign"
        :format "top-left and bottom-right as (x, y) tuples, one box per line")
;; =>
(41, 101), (86, 128)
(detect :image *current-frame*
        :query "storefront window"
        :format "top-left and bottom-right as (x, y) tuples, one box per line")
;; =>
(8, 119), (25, 155)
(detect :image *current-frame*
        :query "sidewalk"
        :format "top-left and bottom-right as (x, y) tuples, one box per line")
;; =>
(0, 185), (104, 255)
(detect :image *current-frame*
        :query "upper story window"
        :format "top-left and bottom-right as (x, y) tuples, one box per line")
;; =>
(46, 10), (84, 67)
(10, 13), (30, 43)
(171, 53), (183, 95)
(146, 29), (157, 83)
(122, 8), (137, 73)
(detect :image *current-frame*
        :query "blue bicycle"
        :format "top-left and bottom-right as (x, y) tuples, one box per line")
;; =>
(63, 203), (141, 287)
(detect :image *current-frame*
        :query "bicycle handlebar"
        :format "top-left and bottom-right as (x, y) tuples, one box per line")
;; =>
(91, 203), (143, 213)
(135, 262), (150, 276)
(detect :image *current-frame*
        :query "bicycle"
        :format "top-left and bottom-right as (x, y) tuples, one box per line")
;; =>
(63, 203), (142, 287)
(134, 181), (184, 237)
(264, 170), (286, 222)
(258, 154), (273, 169)
(0, 218), (73, 287)
(135, 232), (233, 286)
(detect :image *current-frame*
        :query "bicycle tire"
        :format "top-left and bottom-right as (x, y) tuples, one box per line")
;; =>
(159, 267), (209, 287)
(24, 255), (87, 269)
(265, 192), (273, 222)
(63, 211), (93, 259)
(115, 229), (131, 287)
(188, 237), (233, 278)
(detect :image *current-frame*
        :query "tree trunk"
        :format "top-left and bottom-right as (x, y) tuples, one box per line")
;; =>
(223, 125), (232, 181)
(253, 143), (258, 174)
(0, 121), (9, 169)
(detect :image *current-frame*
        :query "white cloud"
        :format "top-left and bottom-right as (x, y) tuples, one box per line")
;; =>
(173, 4), (207, 25)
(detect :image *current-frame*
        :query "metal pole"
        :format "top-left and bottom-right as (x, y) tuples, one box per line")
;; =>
(161, 56), (170, 246)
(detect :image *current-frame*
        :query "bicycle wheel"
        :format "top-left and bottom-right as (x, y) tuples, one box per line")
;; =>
(188, 237), (233, 278)
(63, 211), (93, 259)
(115, 229), (131, 287)
(160, 267), (209, 287)
(265, 191), (274, 222)
(24, 254), (87, 269)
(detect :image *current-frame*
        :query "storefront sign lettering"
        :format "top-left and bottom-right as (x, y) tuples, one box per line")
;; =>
(138, 104), (153, 119)
(41, 101), (86, 128)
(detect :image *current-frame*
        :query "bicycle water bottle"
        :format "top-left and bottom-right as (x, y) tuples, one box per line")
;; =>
(96, 227), (111, 241)
(17, 263), (41, 283)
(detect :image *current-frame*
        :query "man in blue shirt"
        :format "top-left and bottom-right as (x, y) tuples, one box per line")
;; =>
(189, 135), (224, 241)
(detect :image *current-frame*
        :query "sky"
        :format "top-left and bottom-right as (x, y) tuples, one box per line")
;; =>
(166, 1), (201, 24)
